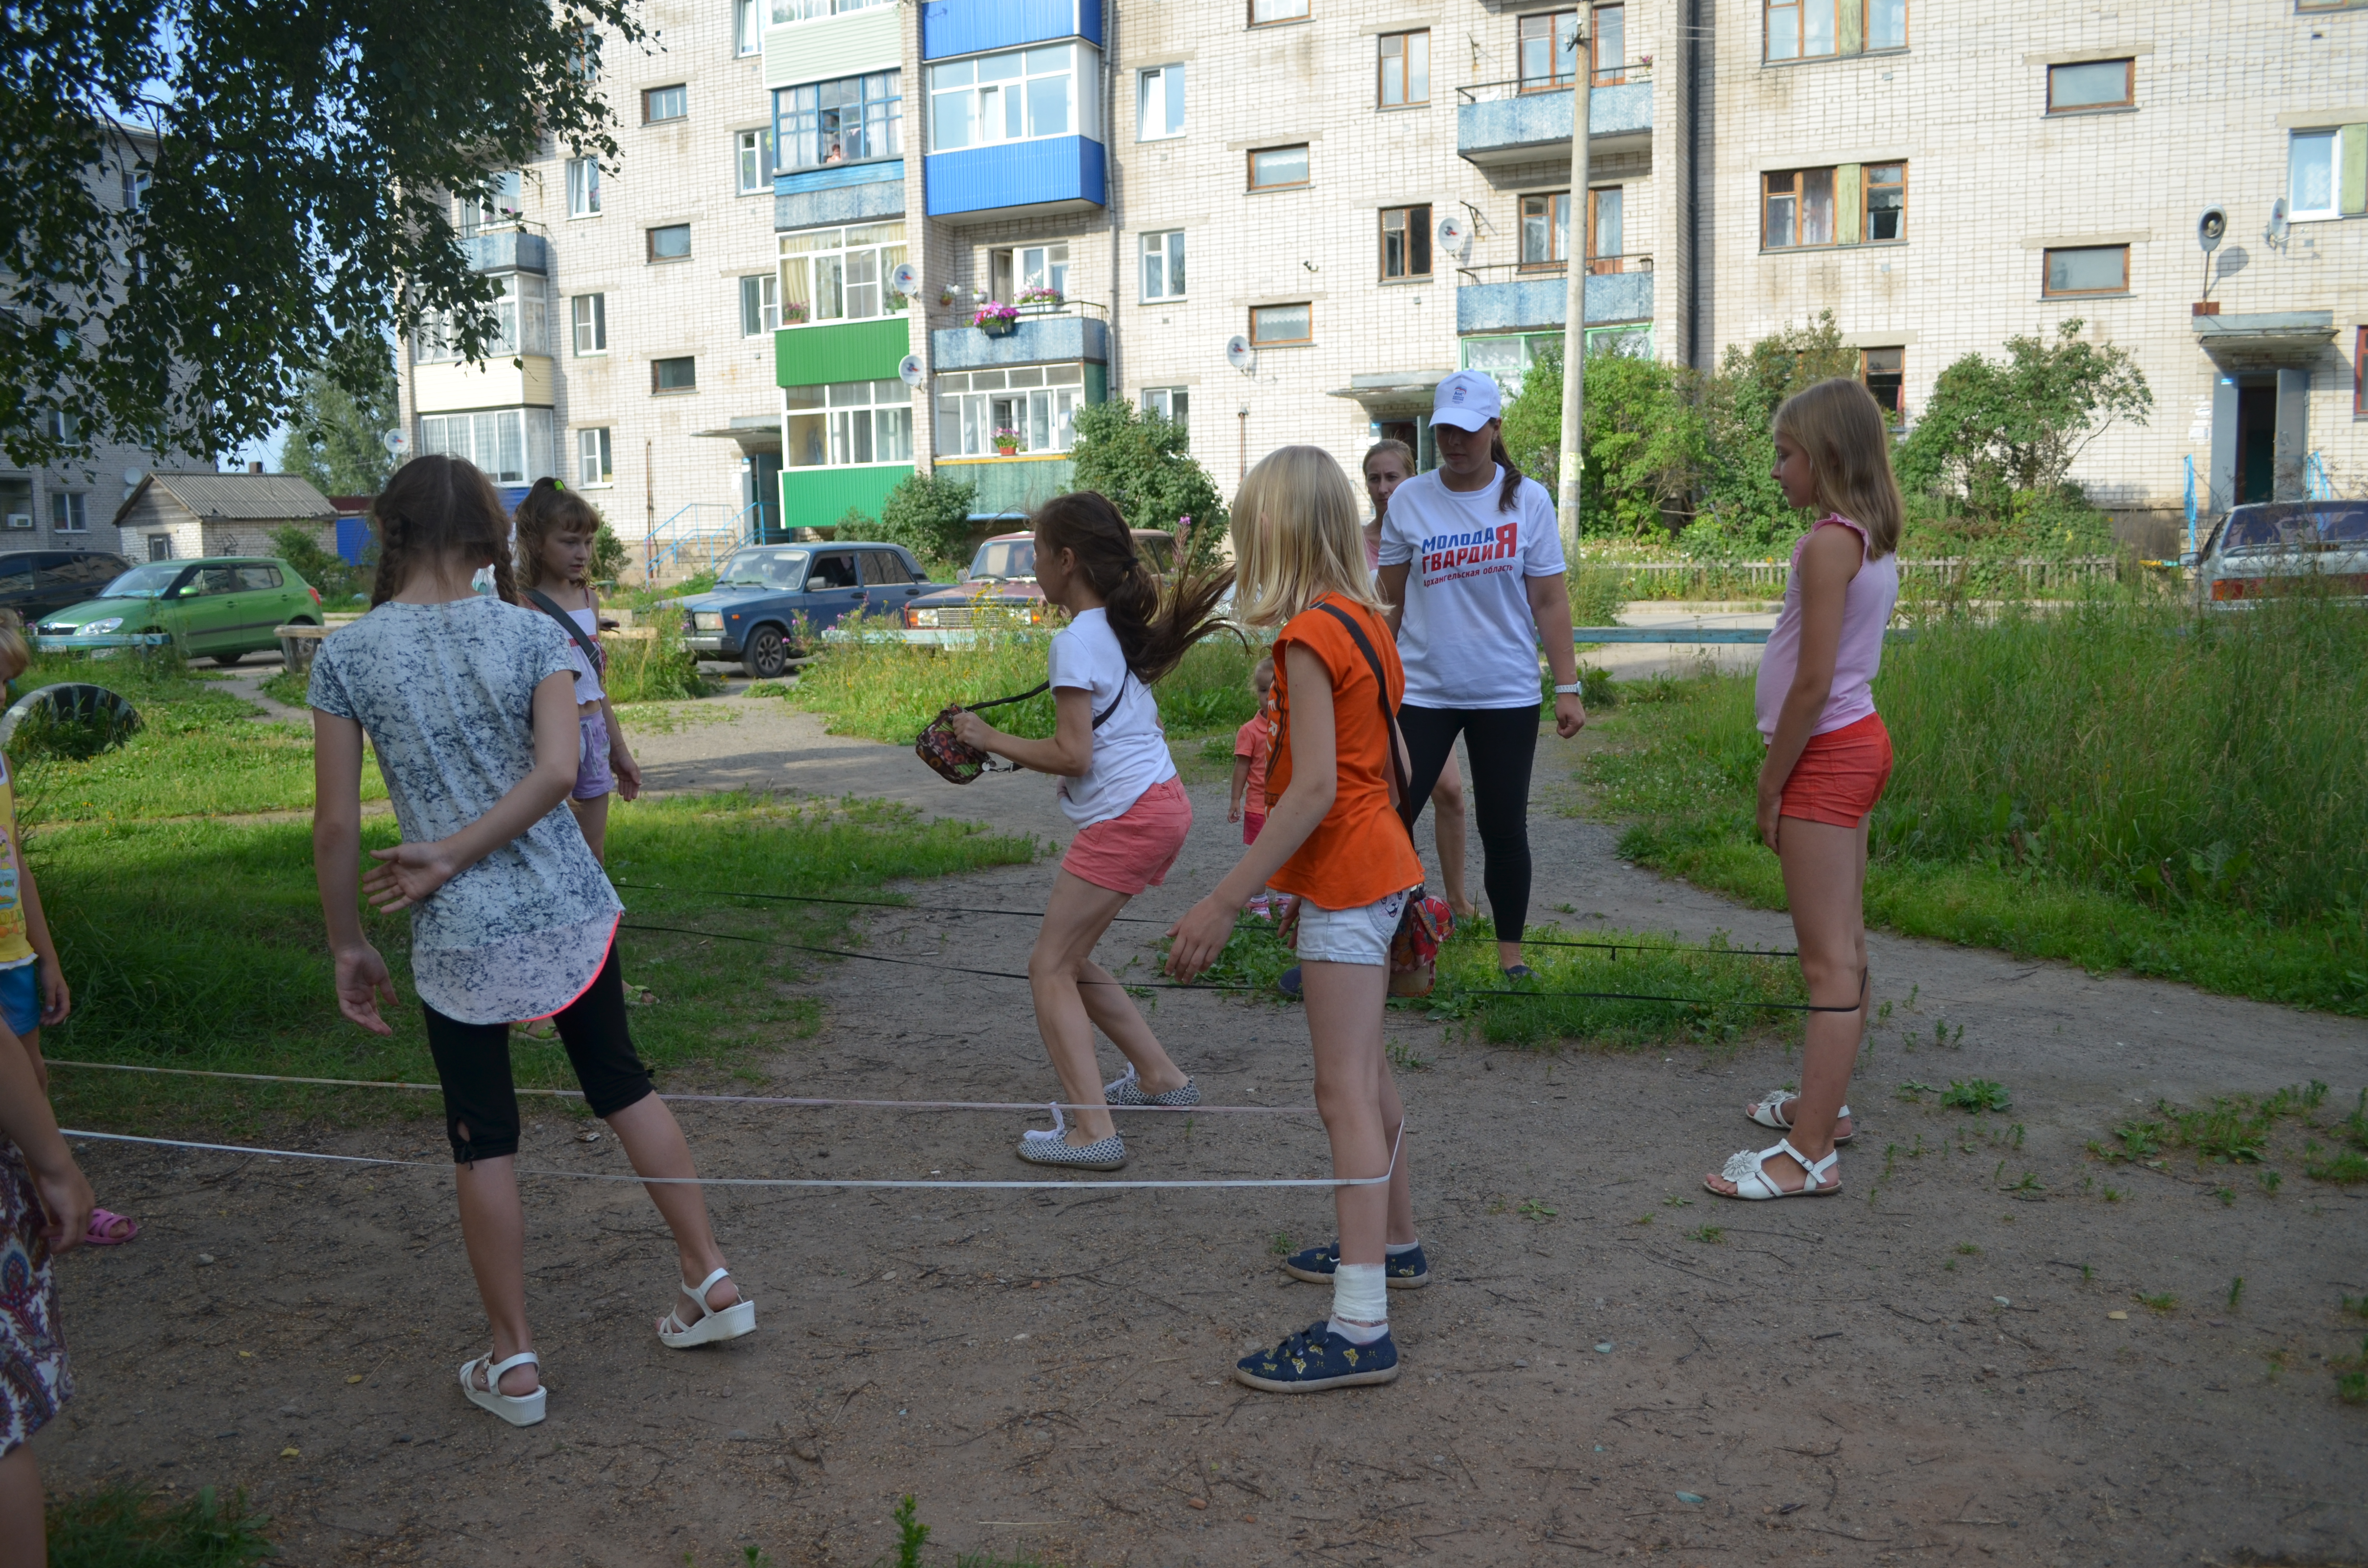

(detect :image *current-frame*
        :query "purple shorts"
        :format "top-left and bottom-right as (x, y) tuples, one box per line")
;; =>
(574, 713), (615, 800)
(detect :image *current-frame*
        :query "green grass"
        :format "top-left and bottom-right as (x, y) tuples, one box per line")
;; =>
(2087, 1083), (2367, 1188)
(258, 666), (308, 709)
(40, 792), (1035, 1133)
(48, 1483), (274, 1568)
(1577, 595), (2368, 1015)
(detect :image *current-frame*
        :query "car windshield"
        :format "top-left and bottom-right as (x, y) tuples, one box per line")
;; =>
(970, 539), (1036, 581)
(715, 548), (810, 589)
(2220, 503), (2368, 552)
(99, 563), (189, 599)
(1137, 534), (1177, 573)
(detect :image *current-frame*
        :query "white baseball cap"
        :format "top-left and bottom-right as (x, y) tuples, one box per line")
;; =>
(1430, 369), (1503, 431)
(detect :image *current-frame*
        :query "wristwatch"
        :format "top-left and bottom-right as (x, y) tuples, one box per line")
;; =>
(1552, 682), (1584, 696)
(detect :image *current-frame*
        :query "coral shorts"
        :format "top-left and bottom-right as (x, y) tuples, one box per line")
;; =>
(1242, 810), (1266, 846)
(1062, 776), (1192, 896)
(1777, 713), (1893, 828)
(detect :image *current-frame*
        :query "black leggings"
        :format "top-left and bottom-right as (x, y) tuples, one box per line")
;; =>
(1398, 704), (1541, 945)
(421, 943), (654, 1164)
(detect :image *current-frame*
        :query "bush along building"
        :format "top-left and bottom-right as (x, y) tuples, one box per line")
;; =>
(390, 0), (2366, 578)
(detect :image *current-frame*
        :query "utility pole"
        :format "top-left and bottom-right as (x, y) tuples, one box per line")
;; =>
(1554, 12), (1591, 551)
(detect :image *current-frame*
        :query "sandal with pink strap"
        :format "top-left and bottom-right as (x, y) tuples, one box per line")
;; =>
(83, 1209), (138, 1247)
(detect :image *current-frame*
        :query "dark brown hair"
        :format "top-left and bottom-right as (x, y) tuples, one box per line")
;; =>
(1485, 422), (1523, 514)
(368, 454), (519, 607)
(512, 476), (605, 589)
(1032, 490), (1236, 684)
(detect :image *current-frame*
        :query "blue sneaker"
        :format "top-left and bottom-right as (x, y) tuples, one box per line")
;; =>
(1282, 1241), (1429, 1289)
(1234, 1321), (1400, 1393)
(1278, 965), (1303, 997)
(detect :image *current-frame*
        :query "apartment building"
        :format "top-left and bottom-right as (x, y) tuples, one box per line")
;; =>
(392, 0), (2365, 568)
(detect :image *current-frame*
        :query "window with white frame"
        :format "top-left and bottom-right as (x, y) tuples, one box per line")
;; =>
(577, 427), (614, 486)
(455, 171), (524, 234)
(416, 273), (549, 361)
(734, 0), (762, 55)
(785, 380), (913, 467)
(1140, 230), (1186, 300)
(2291, 130), (2342, 220)
(776, 71), (902, 170)
(992, 243), (1068, 303)
(120, 167), (150, 209)
(936, 365), (1085, 456)
(1251, 0), (1310, 22)
(1137, 64), (1184, 139)
(928, 44), (1102, 151)
(769, 0), (891, 19)
(49, 492), (87, 532)
(566, 157), (602, 217)
(778, 222), (908, 325)
(572, 294), (606, 355)
(417, 408), (556, 485)
(738, 129), (775, 193)
(1141, 387), (1189, 435)
(740, 273), (780, 334)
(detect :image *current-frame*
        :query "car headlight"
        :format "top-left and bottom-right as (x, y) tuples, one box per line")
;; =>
(693, 612), (724, 631)
(81, 617), (123, 635)
(908, 607), (938, 627)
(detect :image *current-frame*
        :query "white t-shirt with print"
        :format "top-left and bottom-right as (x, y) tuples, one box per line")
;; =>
(1045, 606), (1175, 827)
(1376, 466), (1567, 709)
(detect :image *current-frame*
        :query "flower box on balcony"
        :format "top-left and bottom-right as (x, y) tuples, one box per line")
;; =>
(973, 302), (1020, 338)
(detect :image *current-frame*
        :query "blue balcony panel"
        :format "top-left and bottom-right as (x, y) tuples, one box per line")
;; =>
(1456, 79), (1653, 165)
(931, 313), (1109, 373)
(775, 159), (906, 231)
(925, 136), (1105, 222)
(1456, 271), (1654, 335)
(922, 0), (1099, 61)
(462, 231), (546, 274)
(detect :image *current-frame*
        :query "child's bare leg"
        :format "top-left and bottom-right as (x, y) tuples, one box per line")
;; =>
(1029, 870), (1185, 1143)
(452, 1154), (539, 1394)
(567, 792), (610, 862)
(1302, 961), (1402, 1265)
(0, 1442), (44, 1566)
(1432, 755), (1474, 918)
(604, 1092), (738, 1315)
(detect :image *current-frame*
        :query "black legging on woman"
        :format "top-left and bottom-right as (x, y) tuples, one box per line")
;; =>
(1396, 705), (1539, 944)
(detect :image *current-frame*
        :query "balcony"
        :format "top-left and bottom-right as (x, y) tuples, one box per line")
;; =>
(1455, 73), (1653, 166)
(459, 229), (547, 274)
(930, 305), (1108, 372)
(763, 0), (899, 89)
(925, 136), (1105, 222)
(921, 0), (1100, 61)
(776, 316), (912, 389)
(932, 453), (1076, 516)
(1454, 260), (1654, 334)
(775, 159), (906, 230)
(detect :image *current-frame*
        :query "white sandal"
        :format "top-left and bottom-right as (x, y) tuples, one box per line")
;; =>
(657, 1267), (757, 1349)
(1709, 1137), (1841, 1200)
(1745, 1089), (1855, 1143)
(458, 1350), (546, 1427)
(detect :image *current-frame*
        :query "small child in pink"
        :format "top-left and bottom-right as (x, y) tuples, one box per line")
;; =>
(1228, 656), (1277, 845)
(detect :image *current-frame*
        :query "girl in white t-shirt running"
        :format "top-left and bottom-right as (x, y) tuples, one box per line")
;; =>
(951, 492), (1236, 1170)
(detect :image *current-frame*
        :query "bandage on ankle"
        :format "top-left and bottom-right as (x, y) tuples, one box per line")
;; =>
(1331, 1262), (1388, 1326)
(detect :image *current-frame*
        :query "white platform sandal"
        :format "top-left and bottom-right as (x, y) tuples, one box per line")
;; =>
(1709, 1137), (1841, 1200)
(458, 1350), (546, 1427)
(657, 1267), (757, 1349)
(1745, 1089), (1855, 1143)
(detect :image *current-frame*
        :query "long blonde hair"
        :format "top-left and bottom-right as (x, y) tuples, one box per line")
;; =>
(1770, 378), (1903, 558)
(1230, 446), (1386, 627)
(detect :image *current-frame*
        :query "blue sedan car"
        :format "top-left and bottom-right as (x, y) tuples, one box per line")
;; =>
(678, 540), (937, 677)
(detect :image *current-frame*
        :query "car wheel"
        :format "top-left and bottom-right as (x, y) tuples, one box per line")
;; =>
(742, 625), (789, 680)
(211, 651), (246, 667)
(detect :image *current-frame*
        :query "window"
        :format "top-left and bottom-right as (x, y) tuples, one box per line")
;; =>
(652, 356), (698, 393)
(1249, 145), (1309, 191)
(572, 294), (607, 355)
(777, 70), (903, 169)
(1141, 387), (1189, 433)
(644, 84), (689, 123)
(928, 45), (1101, 152)
(120, 167), (150, 209)
(1767, 0), (1907, 61)
(1859, 347), (1904, 421)
(935, 366), (1085, 456)
(1763, 168), (1831, 248)
(414, 273), (548, 361)
(1138, 64), (1185, 139)
(785, 380), (913, 467)
(770, 0), (893, 19)
(2291, 130), (2341, 220)
(1521, 191), (1571, 267)
(778, 221), (909, 325)
(648, 223), (692, 262)
(735, 0), (762, 55)
(43, 411), (76, 441)
(234, 565), (284, 591)
(1587, 186), (1624, 271)
(578, 428), (614, 487)
(566, 157), (602, 217)
(1379, 31), (1430, 107)
(1592, 7), (1627, 85)
(1381, 205), (1432, 280)
(1249, 303), (1311, 346)
(1864, 163), (1905, 241)
(992, 244), (1069, 302)
(1519, 11), (1579, 90)
(2047, 58), (2132, 112)
(49, 493), (86, 533)
(737, 129), (776, 193)
(1141, 230), (1187, 300)
(1250, 0), (1310, 21)
(1764, 163), (1907, 247)
(418, 409), (556, 484)
(2042, 245), (2128, 296)
(741, 272), (780, 335)
(455, 171), (523, 234)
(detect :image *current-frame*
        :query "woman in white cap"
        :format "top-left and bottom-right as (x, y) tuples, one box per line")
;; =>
(1374, 370), (1585, 979)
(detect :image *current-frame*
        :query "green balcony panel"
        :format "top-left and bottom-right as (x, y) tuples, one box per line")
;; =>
(776, 318), (913, 390)
(933, 454), (1076, 518)
(780, 465), (913, 529)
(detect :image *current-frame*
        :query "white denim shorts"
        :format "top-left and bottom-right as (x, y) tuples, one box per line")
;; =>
(1293, 889), (1412, 968)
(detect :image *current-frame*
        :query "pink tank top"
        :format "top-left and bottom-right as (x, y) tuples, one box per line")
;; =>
(1754, 515), (1899, 740)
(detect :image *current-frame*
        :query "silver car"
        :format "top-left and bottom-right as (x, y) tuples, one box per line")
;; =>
(2191, 500), (2368, 605)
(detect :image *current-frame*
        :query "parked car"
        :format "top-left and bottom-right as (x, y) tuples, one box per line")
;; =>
(677, 540), (938, 677)
(2190, 500), (2368, 605)
(0, 549), (132, 626)
(897, 530), (1178, 647)
(34, 556), (323, 665)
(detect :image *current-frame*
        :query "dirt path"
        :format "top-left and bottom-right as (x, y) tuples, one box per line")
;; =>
(36, 709), (2367, 1567)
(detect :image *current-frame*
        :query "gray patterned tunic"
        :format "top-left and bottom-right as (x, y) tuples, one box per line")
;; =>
(308, 596), (623, 1024)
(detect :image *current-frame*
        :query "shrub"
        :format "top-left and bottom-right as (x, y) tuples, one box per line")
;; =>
(1071, 401), (1230, 566)
(1501, 343), (1706, 541)
(877, 471), (979, 570)
(269, 523), (364, 603)
(1686, 310), (1861, 557)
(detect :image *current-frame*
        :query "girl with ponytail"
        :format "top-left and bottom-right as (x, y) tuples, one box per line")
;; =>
(950, 490), (1235, 1171)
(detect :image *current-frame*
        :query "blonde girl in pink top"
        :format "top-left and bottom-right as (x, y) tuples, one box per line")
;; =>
(1706, 379), (1901, 1202)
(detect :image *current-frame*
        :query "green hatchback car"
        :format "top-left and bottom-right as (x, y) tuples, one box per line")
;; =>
(36, 556), (323, 665)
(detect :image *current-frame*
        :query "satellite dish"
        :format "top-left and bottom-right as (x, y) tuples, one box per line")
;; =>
(2196, 206), (2226, 253)
(897, 353), (926, 388)
(383, 429), (411, 455)
(1436, 214), (1470, 257)
(121, 468), (143, 487)
(1224, 335), (1255, 373)
(2265, 198), (2289, 246)
(890, 261), (920, 297)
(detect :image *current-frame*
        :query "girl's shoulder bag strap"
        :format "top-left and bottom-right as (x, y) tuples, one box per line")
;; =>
(961, 672), (1128, 727)
(1310, 599), (1418, 831)
(523, 588), (607, 677)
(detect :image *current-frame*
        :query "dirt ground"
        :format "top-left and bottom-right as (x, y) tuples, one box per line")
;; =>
(35, 690), (2368, 1567)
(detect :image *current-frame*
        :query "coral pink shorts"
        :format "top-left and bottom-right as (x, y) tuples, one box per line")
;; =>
(1778, 713), (1893, 828)
(1242, 810), (1266, 846)
(1062, 776), (1192, 895)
